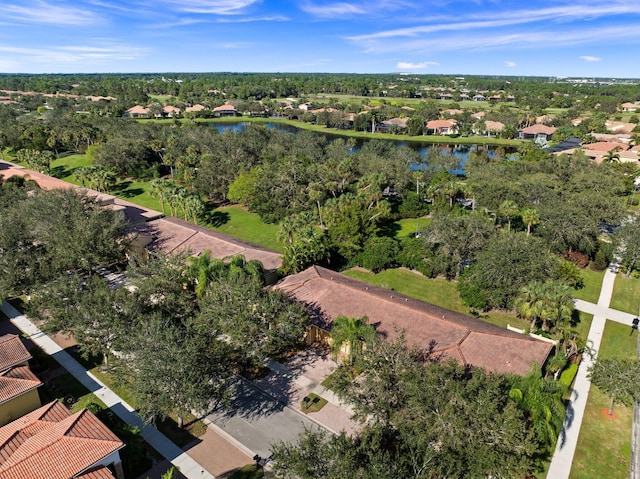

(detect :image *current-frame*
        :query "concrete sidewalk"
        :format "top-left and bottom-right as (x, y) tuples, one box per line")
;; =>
(0, 300), (215, 479)
(546, 268), (617, 478)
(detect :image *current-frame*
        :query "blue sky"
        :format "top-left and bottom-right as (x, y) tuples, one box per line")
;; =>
(1, 0), (640, 77)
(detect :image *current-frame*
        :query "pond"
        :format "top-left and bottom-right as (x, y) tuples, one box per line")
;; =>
(209, 121), (507, 175)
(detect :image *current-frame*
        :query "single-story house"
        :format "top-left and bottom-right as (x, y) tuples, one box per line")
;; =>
(441, 109), (463, 116)
(472, 94), (486, 101)
(426, 119), (458, 135)
(275, 267), (552, 376)
(122, 105), (150, 118)
(162, 105), (181, 118)
(131, 216), (283, 283)
(518, 124), (556, 141)
(0, 400), (125, 479)
(377, 117), (408, 132)
(185, 104), (207, 113)
(475, 120), (505, 137)
(606, 121), (636, 135)
(0, 334), (42, 426)
(621, 102), (639, 112)
(213, 104), (239, 117)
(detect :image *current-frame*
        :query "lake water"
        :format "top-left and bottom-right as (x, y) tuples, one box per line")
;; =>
(210, 121), (505, 175)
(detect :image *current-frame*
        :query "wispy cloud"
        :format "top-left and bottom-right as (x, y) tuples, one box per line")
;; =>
(0, 42), (148, 65)
(0, 0), (100, 26)
(580, 55), (602, 62)
(159, 0), (262, 15)
(217, 15), (289, 22)
(215, 41), (256, 49)
(397, 61), (439, 69)
(301, 2), (366, 17)
(505, 60), (517, 67)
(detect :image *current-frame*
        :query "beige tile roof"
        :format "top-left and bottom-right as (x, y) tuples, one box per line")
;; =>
(580, 141), (629, 152)
(0, 336), (30, 372)
(519, 125), (556, 135)
(0, 401), (123, 479)
(275, 266), (552, 375)
(0, 366), (41, 405)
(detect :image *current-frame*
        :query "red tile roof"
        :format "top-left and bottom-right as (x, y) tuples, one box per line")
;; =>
(275, 266), (552, 376)
(76, 466), (117, 479)
(426, 119), (456, 128)
(0, 366), (41, 405)
(0, 336), (31, 372)
(0, 401), (123, 479)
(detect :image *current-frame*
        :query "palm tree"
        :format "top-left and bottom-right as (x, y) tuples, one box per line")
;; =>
(514, 281), (547, 331)
(186, 251), (225, 298)
(603, 148), (621, 163)
(520, 207), (540, 236)
(330, 315), (376, 367)
(184, 195), (205, 225)
(149, 179), (170, 216)
(540, 280), (574, 334)
(498, 199), (519, 232)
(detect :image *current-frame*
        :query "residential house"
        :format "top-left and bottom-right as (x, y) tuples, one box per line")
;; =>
(606, 121), (636, 135)
(441, 109), (463, 117)
(212, 104), (239, 117)
(472, 94), (486, 101)
(130, 216), (283, 284)
(471, 111), (486, 120)
(0, 400), (125, 479)
(518, 124), (556, 141)
(0, 335), (42, 426)
(459, 93), (470, 101)
(377, 117), (408, 133)
(185, 104), (207, 113)
(426, 119), (458, 135)
(122, 105), (150, 118)
(161, 105), (181, 118)
(476, 120), (505, 137)
(621, 102), (639, 112)
(275, 266), (553, 376)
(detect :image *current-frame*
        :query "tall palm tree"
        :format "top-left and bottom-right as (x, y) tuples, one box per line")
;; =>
(149, 179), (170, 216)
(520, 207), (540, 236)
(330, 315), (376, 366)
(498, 199), (519, 232)
(514, 281), (547, 331)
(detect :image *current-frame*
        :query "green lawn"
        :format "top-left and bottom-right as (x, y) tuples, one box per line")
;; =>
(610, 275), (640, 316)
(569, 387), (632, 479)
(229, 464), (264, 479)
(569, 320), (637, 479)
(393, 217), (431, 238)
(573, 267), (605, 304)
(342, 267), (529, 330)
(205, 205), (283, 252)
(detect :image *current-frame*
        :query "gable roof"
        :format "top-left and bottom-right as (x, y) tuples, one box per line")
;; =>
(0, 366), (41, 406)
(0, 401), (123, 479)
(0, 336), (30, 372)
(275, 266), (552, 375)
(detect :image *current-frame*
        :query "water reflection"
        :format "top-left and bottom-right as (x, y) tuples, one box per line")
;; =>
(209, 121), (503, 174)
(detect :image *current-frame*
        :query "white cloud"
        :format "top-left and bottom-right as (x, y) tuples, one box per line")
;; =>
(216, 42), (256, 49)
(396, 61), (439, 69)
(580, 55), (602, 62)
(301, 2), (366, 17)
(0, 0), (100, 26)
(160, 0), (261, 15)
(217, 15), (289, 22)
(505, 61), (517, 67)
(0, 42), (148, 65)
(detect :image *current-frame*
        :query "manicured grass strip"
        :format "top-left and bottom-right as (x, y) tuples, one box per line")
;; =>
(598, 320), (638, 360)
(393, 217), (431, 238)
(229, 464), (264, 479)
(573, 268), (606, 304)
(341, 267), (529, 330)
(569, 386), (632, 479)
(205, 205), (283, 252)
(610, 275), (640, 316)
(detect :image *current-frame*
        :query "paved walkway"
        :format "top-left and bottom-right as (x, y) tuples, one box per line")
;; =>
(0, 301), (215, 479)
(547, 268), (622, 478)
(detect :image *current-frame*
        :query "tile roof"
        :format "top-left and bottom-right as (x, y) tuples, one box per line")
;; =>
(519, 125), (556, 135)
(0, 366), (41, 405)
(275, 266), (552, 376)
(580, 141), (629, 152)
(133, 216), (283, 272)
(0, 401), (123, 479)
(76, 466), (117, 479)
(0, 336), (30, 372)
(426, 119), (457, 128)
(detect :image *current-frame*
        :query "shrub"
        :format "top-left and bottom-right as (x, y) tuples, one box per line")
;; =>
(559, 363), (578, 387)
(593, 248), (608, 271)
(563, 251), (589, 268)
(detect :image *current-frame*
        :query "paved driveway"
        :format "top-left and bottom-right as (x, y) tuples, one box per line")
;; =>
(206, 376), (319, 459)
